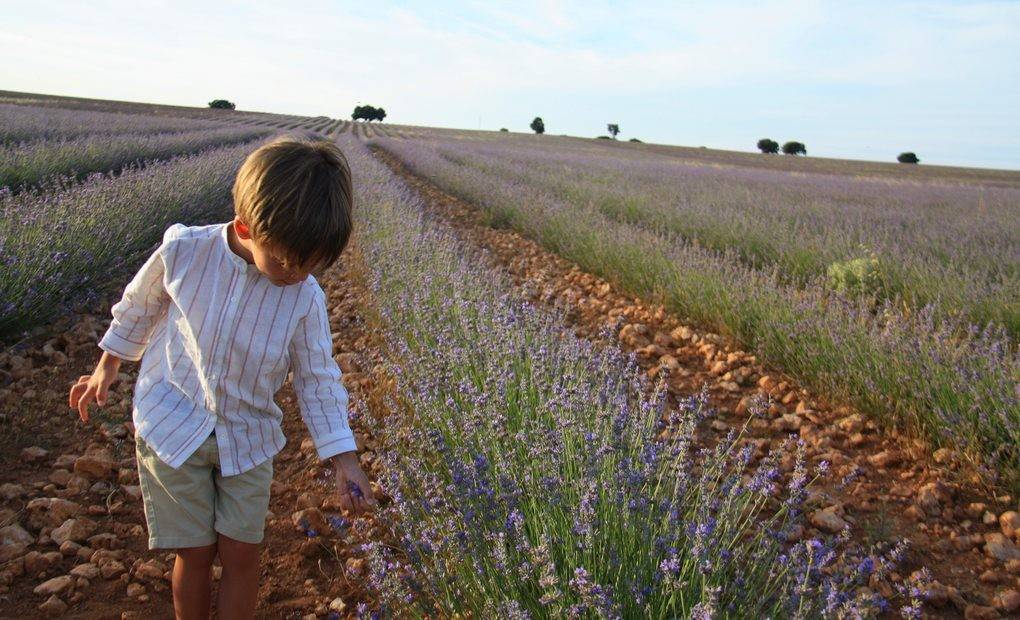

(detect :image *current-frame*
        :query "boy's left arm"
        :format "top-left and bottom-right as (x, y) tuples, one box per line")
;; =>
(288, 287), (377, 515)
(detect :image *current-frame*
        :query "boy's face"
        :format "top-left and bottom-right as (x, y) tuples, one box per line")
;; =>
(233, 218), (325, 286)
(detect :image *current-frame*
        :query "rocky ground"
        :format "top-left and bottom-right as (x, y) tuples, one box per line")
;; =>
(0, 240), (395, 618)
(371, 145), (1020, 619)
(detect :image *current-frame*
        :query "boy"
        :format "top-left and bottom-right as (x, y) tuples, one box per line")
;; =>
(67, 136), (376, 619)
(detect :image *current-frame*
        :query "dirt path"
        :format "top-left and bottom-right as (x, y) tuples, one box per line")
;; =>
(0, 240), (392, 619)
(369, 145), (1020, 618)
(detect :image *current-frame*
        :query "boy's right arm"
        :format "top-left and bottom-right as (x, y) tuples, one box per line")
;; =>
(96, 237), (172, 363)
(70, 235), (173, 421)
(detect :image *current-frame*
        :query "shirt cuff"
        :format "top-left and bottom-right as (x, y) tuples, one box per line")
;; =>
(310, 432), (358, 460)
(98, 328), (147, 362)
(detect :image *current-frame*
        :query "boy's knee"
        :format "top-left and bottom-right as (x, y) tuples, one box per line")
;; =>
(217, 534), (260, 570)
(175, 543), (217, 567)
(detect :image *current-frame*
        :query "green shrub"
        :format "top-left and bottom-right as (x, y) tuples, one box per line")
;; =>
(827, 255), (883, 297)
(208, 99), (235, 110)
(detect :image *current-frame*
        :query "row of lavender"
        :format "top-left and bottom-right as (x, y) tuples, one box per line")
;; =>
(370, 136), (1020, 488)
(396, 138), (1019, 336)
(0, 125), (274, 190)
(335, 135), (906, 617)
(0, 141), (259, 339)
(0, 103), (231, 144)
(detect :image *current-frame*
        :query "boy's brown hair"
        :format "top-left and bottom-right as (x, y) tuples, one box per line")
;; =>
(232, 135), (353, 271)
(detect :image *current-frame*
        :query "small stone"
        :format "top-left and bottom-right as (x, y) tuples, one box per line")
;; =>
(51, 518), (98, 545)
(34, 574), (74, 596)
(923, 580), (950, 607)
(0, 482), (25, 500)
(38, 594), (67, 616)
(916, 481), (950, 515)
(21, 446), (49, 462)
(126, 582), (146, 598)
(24, 550), (56, 573)
(291, 508), (328, 535)
(986, 511), (1000, 525)
(985, 533), (1020, 561)
(1000, 511), (1020, 539)
(100, 560), (127, 579)
(810, 507), (849, 533)
(964, 604), (1001, 619)
(328, 597), (347, 613)
(837, 415), (864, 434)
(120, 485), (142, 502)
(53, 454), (78, 470)
(968, 503), (988, 519)
(49, 470), (71, 486)
(773, 414), (802, 432)
(995, 589), (1020, 613)
(70, 563), (100, 579)
(133, 559), (166, 582)
(0, 523), (34, 562)
(59, 541), (81, 556)
(73, 452), (117, 480)
(26, 498), (82, 529)
(868, 450), (900, 469)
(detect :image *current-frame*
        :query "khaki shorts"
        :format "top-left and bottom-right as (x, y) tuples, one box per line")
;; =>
(135, 431), (273, 548)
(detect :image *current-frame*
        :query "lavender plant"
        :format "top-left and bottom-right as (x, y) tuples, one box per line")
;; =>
(0, 138), (273, 340)
(370, 137), (1020, 488)
(0, 103), (228, 144)
(0, 126), (273, 190)
(338, 136), (891, 618)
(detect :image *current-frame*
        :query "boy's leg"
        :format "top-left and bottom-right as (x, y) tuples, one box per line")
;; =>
(216, 534), (260, 620)
(211, 454), (273, 618)
(172, 543), (217, 619)
(135, 432), (219, 618)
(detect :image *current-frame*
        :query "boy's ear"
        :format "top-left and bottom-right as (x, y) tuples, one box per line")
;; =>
(234, 218), (252, 240)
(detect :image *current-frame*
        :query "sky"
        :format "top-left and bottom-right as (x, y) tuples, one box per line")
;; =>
(2, 0), (1018, 169)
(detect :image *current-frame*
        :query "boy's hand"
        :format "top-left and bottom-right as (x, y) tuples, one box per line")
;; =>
(333, 451), (377, 516)
(69, 351), (122, 422)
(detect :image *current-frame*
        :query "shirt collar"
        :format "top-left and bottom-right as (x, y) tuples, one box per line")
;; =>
(220, 222), (259, 272)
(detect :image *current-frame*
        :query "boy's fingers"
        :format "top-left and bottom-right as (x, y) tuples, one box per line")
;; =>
(69, 383), (84, 409)
(77, 386), (95, 422)
(97, 383), (108, 406)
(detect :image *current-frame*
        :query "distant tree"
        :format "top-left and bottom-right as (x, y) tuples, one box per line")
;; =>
(530, 117), (545, 134)
(757, 138), (779, 154)
(208, 99), (235, 110)
(499, 128), (509, 132)
(352, 105), (387, 122)
(607, 123), (620, 139)
(897, 152), (920, 164)
(629, 138), (642, 143)
(596, 135), (612, 139)
(782, 141), (807, 156)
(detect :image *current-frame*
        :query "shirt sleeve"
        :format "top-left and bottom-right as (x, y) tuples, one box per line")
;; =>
(97, 230), (175, 362)
(288, 286), (358, 460)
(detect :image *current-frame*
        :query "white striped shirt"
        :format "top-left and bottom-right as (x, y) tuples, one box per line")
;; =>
(98, 222), (356, 476)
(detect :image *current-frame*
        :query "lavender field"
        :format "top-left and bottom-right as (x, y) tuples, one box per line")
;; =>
(370, 133), (1020, 485)
(1, 92), (1017, 617)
